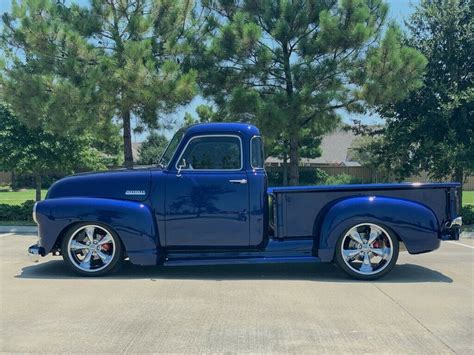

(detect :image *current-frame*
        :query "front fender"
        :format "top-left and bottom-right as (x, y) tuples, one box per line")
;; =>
(35, 197), (160, 265)
(316, 196), (440, 262)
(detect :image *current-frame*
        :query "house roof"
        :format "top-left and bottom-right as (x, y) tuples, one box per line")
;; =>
(132, 142), (142, 162)
(265, 128), (361, 167)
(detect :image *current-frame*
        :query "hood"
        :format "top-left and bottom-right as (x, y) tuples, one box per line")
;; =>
(47, 169), (152, 202)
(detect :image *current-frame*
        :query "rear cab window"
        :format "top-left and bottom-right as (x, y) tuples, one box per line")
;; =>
(250, 136), (264, 169)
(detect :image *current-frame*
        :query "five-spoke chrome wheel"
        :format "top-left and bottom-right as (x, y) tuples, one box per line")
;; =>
(336, 223), (399, 280)
(62, 223), (123, 276)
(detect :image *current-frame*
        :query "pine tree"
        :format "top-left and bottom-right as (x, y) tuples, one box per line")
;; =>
(1, 0), (197, 168)
(363, 0), (473, 209)
(188, 0), (427, 185)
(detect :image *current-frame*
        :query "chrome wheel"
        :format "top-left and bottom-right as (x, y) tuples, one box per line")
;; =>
(340, 223), (394, 276)
(67, 225), (116, 273)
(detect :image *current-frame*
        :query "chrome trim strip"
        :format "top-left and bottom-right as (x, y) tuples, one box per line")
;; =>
(160, 128), (185, 168)
(229, 179), (248, 184)
(445, 216), (462, 229)
(450, 216), (462, 228)
(32, 202), (38, 224)
(28, 244), (43, 262)
(174, 134), (244, 171)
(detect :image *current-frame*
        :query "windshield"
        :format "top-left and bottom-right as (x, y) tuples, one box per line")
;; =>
(158, 129), (184, 168)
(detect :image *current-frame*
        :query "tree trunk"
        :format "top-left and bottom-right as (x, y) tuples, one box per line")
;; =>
(11, 170), (16, 189)
(454, 167), (463, 212)
(122, 110), (134, 169)
(282, 152), (288, 186)
(35, 174), (42, 202)
(282, 42), (298, 186)
(288, 134), (299, 186)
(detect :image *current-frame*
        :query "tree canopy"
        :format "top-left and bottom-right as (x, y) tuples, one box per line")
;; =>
(358, 0), (473, 206)
(137, 132), (169, 165)
(186, 0), (427, 184)
(1, 0), (197, 168)
(0, 104), (108, 200)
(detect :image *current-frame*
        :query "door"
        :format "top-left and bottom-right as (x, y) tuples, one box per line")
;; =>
(165, 135), (250, 247)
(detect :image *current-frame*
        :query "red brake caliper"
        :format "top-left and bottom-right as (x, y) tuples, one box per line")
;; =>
(101, 243), (112, 252)
(98, 235), (112, 252)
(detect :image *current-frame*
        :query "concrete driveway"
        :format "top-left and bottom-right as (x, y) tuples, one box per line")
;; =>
(0, 233), (473, 353)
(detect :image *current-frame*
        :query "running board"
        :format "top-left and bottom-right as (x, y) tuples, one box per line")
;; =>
(163, 256), (319, 267)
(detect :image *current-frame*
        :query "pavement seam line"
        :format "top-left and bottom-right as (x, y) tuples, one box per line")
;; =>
(121, 323), (147, 354)
(446, 241), (474, 249)
(372, 284), (457, 354)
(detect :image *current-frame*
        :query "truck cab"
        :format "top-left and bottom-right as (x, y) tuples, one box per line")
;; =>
(154, 123), (268, 248)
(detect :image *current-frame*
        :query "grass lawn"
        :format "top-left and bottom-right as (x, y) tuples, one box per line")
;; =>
(463, 191), (474, 206)
(0, 220), (37, 225)
(0, 189), (48, 205)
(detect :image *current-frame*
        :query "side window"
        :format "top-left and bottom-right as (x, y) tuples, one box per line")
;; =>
(250, 136), (264, 169)
(179, 136), (242, 170)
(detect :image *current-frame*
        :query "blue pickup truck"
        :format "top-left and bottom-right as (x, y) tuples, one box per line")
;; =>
(29, 123), (462, 279)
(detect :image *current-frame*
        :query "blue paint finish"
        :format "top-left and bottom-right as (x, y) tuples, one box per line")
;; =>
(33, 122), (460, 272)
(164, 256), (319, 266)
(150, 170), (168, 247)
(166, 239), (313, 259)
(269, 182), (460, 194)
(165, 239), (316, 265)
(316, 196), (440, 261)
(47, 169), (152, 202)
(247, 169), (268, 246)
(35, 197), (159, 265)
(164, 169), (250, 246)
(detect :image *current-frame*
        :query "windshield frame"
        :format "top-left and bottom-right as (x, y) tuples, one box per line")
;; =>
(158, 128), (185, 169)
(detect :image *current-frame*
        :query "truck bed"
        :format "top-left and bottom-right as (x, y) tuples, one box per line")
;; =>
(269, 183), (459, 239)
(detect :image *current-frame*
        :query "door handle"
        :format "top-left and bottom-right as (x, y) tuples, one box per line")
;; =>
(229, 179), (247, 184)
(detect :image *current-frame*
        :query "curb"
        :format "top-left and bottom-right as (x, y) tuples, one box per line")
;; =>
(0, 225), (37, 234)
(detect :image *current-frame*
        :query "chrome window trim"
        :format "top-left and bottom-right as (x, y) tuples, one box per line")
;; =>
(250, 135), (264, 169)
(160, 128), (185, 169)
(174, 134), (244, 171)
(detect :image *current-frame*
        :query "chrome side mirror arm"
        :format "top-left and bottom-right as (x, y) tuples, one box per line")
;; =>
(177, 159), (186, 178)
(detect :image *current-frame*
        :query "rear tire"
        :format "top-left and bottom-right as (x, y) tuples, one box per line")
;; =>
(335, 222), (399, 280)
(61, 223), (123, 276)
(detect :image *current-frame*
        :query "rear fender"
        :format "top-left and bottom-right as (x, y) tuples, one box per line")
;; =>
(35, 197), (160, 265)
(316, 196), (440, 262)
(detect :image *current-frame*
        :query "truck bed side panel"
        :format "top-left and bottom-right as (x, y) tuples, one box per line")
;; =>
(275, 186), (450, 238)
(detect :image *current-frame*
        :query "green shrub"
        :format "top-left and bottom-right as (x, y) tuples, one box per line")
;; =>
(324, 173), (366, 185)
(12, 174), (62, 189)
(267, 167), (331, 186)
(0, 184), (12, 192)
(267, 167), (370, 186)
(0, 200), (35, 222)
(460, 205), (474, 225)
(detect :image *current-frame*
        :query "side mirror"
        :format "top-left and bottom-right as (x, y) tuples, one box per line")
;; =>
(177, 159), (187, 177)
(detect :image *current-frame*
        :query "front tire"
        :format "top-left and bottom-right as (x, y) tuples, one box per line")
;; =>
(335, 223), (399, 280)
(61, 223), (123, 276)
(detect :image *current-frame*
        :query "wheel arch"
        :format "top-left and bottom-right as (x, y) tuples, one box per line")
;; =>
(314, 195), (440, 262)
(52, 221), (126, 255)
(35, 197), (162, 266)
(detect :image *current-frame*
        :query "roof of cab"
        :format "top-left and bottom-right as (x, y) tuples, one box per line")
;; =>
(185, 122), (260, 138)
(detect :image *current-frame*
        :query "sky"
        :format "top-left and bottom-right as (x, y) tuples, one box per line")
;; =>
(0, 0), (420, 141)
